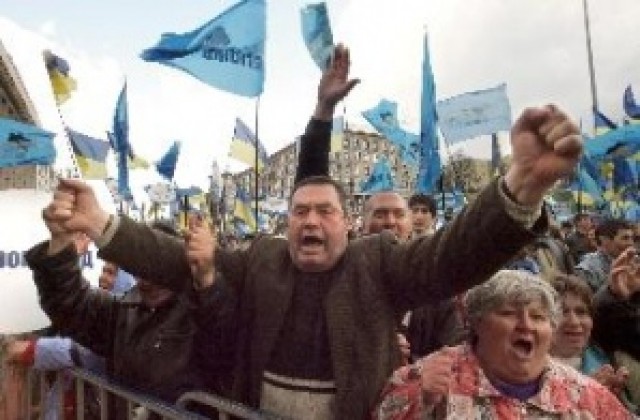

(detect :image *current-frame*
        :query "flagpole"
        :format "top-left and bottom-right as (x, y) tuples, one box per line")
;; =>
(253, 97), (260, 233)
(582, 0), (599, 132)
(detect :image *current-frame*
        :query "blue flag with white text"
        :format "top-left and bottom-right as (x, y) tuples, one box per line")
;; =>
(362, 99), (419, 166)
(360, 157), (395, 194)
(0, 117), (56, 168)
(140, 0), (265, 97)
(301, 2), (334, 71)
(416, 34), (441, 194)
(436, 84), (512, 143)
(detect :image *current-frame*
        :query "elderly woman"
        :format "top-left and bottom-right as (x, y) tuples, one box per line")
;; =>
(373, 270), (631, 419)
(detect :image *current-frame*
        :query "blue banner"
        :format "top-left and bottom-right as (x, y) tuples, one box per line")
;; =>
(0, 117), (56, 168)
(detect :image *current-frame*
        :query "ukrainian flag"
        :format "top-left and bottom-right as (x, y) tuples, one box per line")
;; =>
(68, 129), (109, 179)
(229, 118), (268, 170)
(233, 186), (256, 231)
(330, 116), (344, 153)
(43, 50), (77, 105)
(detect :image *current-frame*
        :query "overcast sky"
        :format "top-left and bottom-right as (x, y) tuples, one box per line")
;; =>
(1, 0), (639, 198)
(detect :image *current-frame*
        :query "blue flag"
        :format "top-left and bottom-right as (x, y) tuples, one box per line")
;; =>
(362, 99), (419, 166)
(140, 0), (266, 97)
(584, 124), (640, 160)
(360, 157), (395, 194)
(301, 2), (334, 71)
(109, 84), (132, 199)
(155, 141), (181, 180)
(436, 84), (512, 143)
(416, 33), (441, 194)
(0, 117), (56, 168)
(623, 85), (640, 120)
(579, 151), (606, 191)
(593, 108), (617, 135)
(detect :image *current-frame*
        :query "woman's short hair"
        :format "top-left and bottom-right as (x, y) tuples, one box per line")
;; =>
(465, 270), (561, 332)
(550, 273), (594, 315)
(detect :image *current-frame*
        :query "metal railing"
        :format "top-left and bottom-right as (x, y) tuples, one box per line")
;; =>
(18, 366), (283, 420)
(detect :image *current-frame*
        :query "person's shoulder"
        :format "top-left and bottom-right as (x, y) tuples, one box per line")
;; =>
(549, 360), (631, 416)
(547, 357), (604, 391)
(247, 234), (289, 257)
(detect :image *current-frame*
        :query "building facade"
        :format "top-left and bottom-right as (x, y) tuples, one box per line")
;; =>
(227, 128), (497, 219)
(0, 39), (55, 191)
(229, 128), (423, 215)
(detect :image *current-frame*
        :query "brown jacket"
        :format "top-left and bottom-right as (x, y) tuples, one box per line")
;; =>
(98, 180), (546, 419)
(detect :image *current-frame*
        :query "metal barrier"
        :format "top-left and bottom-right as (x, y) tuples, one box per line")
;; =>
(17, 366), (283, 419)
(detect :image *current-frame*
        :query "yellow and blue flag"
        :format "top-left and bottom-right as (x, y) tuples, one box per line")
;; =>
(569, 167), (604, 208)
(416, 33), (441, 194)
(140, 0), (265, 97)
(330, 116), (344, 153)
(233, 186), (256, 231)
(0, 117), (56, 168)
(301, 2), (334, 71)
(229, 117), (268, 169)
(43, 50), (77, 105)
(67, 129), (109, 179)
(612, 157), (636, 191)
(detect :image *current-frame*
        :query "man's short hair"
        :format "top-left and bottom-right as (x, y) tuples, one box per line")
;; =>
(408, 193), (437, 216)
(290, 175), (348, 214)
(595, 218), (633, 243)
(573, 212), (591, 224)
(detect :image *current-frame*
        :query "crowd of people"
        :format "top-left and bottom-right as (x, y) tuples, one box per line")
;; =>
(3, 44), (640, 419)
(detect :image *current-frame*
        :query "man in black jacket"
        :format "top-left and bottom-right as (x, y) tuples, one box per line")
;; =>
(26, 220), (236, 418)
